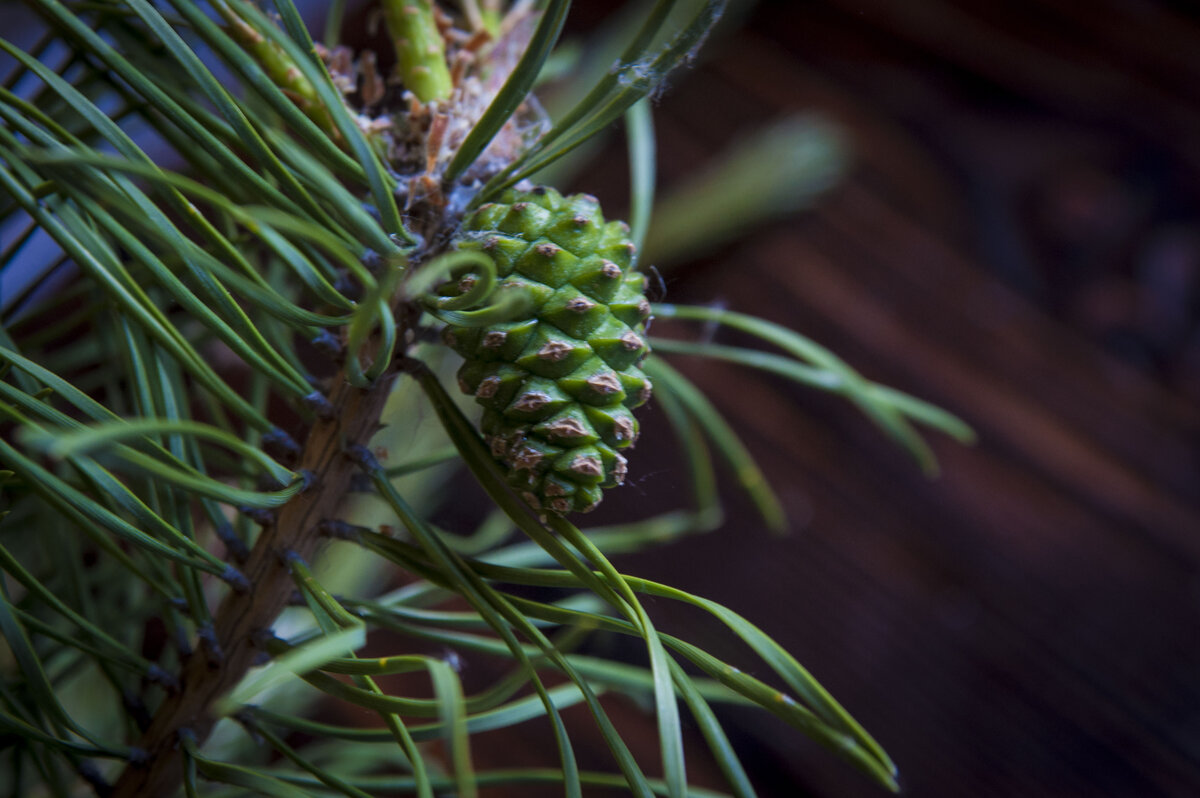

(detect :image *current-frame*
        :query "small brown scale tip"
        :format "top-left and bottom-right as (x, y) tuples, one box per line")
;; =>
(511, 391), (550, 413)
(620, 331), (644, 351)
(510, 445), (544, 470)
(538, 341), (572, 361)
(638, 381), (653, 405)
(535, 243), (559, 258)
(489, 436), (509, 459)
(458, 275), (477, 292)
(544, 481), (568, 497)
(601, 261), (622, 279)
(476, 376), (501, 399)
(482, 236), (500, 252)
(544, 417), (589, 440)
(612, 454), (629, 483)
(572, 215), (590, 228)
(512, 202), (530, 212)
(637, 298), (652, 318)
(549, 497), (573, 514)
(613, 416), (636, 443)
(482, 331), (507, 349)
(521, 491), (541, 510)
(586, 372), (622, 396)
(567, 297), (596, 313)
(570, 454), (604, 479)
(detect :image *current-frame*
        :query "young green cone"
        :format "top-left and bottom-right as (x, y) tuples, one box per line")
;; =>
(441, 186), (653, 514)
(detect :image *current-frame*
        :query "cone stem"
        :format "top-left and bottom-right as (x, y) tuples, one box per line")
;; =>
(383, 0), (454, 103)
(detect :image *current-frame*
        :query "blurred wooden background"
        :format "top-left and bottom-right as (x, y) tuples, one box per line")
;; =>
(541, 1), (1200, 795)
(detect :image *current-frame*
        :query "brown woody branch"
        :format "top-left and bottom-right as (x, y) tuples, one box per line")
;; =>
(111, 369), (398, 798)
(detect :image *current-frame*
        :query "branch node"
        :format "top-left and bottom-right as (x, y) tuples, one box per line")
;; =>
(345, 444), (379, 470)
(319, 519), (368, 541)
(196, 625), (225, 668)
(214, 522), (250, 563)
(284, 548), (302, 566)
(298, 469), (319, 493)
(334, 269), (364, 302)
(362, 249), (385, 273)
(145, 664), (181, 693)
(311, 329), (344, 359)
(303, 390), (336, 420)
(240, 506), (276, 527)
(220, 564), (250, 594)
(261, 427), (301, 464)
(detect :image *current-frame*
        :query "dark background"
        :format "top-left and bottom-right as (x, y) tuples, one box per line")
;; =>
(529, 1), (1200, 796)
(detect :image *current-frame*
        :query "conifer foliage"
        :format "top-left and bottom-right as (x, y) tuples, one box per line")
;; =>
(0, 2), (970, 796)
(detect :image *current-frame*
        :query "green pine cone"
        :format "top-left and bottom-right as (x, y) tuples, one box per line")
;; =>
(440, 186), (653, 515)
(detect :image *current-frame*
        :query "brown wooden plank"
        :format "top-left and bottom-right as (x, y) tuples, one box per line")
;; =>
(593, 3), (1200, 796)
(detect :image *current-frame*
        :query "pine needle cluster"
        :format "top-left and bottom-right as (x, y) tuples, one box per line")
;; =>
(0, 2), (971, 795)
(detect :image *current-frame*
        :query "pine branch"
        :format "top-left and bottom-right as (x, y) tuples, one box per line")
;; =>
(112, 334), (410, 797)
(0, 2), (965, 794)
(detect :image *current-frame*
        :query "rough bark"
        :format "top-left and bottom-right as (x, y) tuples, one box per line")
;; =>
(112, 370), (397, 797)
